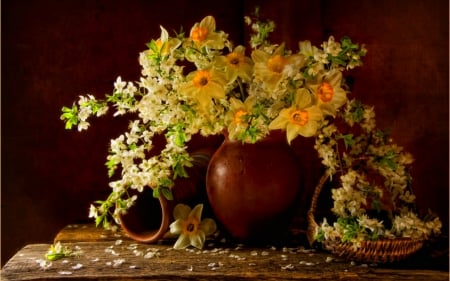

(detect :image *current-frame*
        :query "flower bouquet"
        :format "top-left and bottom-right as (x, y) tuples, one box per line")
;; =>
(61, 10), (440, 253)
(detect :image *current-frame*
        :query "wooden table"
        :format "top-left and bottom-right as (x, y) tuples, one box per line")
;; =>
(2, 224), (449, 280)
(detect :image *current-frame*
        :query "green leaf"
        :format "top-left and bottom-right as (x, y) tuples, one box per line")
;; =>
(146, 39), (159, 53)
(376, 150), (398, 170)
(152, 187), (160, 198)
(337, 217), (361, 243)
(60, 104), (79, 129)
(371, 199), (383, 212)
(128, 143), (137, 151)
(102, 218), (110, 229)
(95, 216), (103, 227)
(160, 187), (174, 201)
(105, 157), (118, 178)
(45, 253), (66, 261)
(173, 163), (188, 179)
(166, 124), (187, 147)
(337, 134), (355, 149)
(159, 177), (173, 188)
(315, 229), (325, 243)
(349, 100), (365, 123)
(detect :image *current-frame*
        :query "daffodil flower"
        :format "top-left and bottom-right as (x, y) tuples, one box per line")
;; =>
(169, 204), (217, 250)
(182, 68), (226, 110)
(189, 16), (226, 50)
(269, 89), (322, 144)
(308, 69), (347, 116)
(252, 44), (305, 92)
(154, 26), (181, 56)
(215, 45), (253, 83)
(225, 96), (257, 140)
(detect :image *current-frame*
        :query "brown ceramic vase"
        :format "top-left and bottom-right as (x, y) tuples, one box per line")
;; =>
(206, 130), (302, 242)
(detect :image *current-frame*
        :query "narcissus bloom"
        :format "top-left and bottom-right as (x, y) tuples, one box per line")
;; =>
(169, 204), (217, 250)
(309, 69), (347, 116)
(215, 45), (253, 83)
(252, 44), (305, 92)
(225, 96), (257, 140)
(182, 69), (226, 110)
(151, 26), (181, 56)
(189, 16), (226, 50)
(269, 89), (322, 143)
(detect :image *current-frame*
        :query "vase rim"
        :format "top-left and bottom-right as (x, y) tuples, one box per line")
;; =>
(223, 129), (288, 144)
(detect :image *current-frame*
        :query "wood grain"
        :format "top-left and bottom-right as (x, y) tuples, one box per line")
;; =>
(2, 224), (449, 281)
(3, 242), (449, 281)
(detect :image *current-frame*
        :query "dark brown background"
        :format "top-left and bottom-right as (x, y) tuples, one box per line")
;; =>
(2, 0), (448, 266)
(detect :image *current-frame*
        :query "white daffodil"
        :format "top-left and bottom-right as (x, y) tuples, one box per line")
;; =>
(169, 204), (216, 250)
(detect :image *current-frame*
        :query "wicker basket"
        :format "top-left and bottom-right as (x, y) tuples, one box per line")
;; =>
(307, 173), (424, 263)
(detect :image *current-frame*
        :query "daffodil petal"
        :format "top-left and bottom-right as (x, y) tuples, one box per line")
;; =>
(190, 231), (206, 249)
(173, 204), (191, 220)
(199, 218), (217, 235)
(308, 106), (323, 120)
(327, 69), (342, 85)
(299, 122), (318, 137)
(207, 82), (226, 99)
(196, 92), (212, 109)
(269, 108), (290, 130)
(234, 45), (246, 54)
(230, 97), (245, 109)
(286, 123), (301, 144)
(251, 49), (269, 64)
(200, 16), (216, 31)
(173, 234), (191, 249)
(319, 104), (335, 116)
(295, 89), (312, 108)
(189, 204), (204, 221)
(169, 219), (183, 235)
(332, 88), (347, 108)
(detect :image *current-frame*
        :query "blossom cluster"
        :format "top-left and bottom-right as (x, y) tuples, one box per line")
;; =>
(61, 14), (366, 229)
(314, 100), (442, 245)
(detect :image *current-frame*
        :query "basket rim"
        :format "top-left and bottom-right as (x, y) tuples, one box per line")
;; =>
(322, 237), (424, 263)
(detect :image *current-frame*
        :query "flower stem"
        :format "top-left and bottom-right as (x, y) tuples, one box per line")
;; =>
(237, 77), (246, 101)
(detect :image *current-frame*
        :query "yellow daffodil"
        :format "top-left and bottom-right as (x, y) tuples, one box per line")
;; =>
(215, 45), (253, 83)
(182, 68), (226, 110)
(144, 26), (181, 61)
(189, 16), (225, 50)
(155, 26), (181, 56)
(225, 96), (256, 139)
(252, 44), (305, 92)
(269, 89), (323, 144)
(308, 69), (347, 116)
(169, 204), (217, 250)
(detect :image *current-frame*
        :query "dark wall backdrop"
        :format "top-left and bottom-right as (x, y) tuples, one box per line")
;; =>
(2, 0), (448, 265)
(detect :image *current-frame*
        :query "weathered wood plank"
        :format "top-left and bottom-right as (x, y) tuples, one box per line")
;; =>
(3, 224), (448, 280)
(53, 224), (130, 243)
(2, 241), (449, 281)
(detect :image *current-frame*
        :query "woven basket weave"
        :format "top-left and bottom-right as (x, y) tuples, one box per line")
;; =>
(307, 173), (424, 263)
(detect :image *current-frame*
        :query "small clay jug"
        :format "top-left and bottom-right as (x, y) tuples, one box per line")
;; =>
(120, 147), (214, 243)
